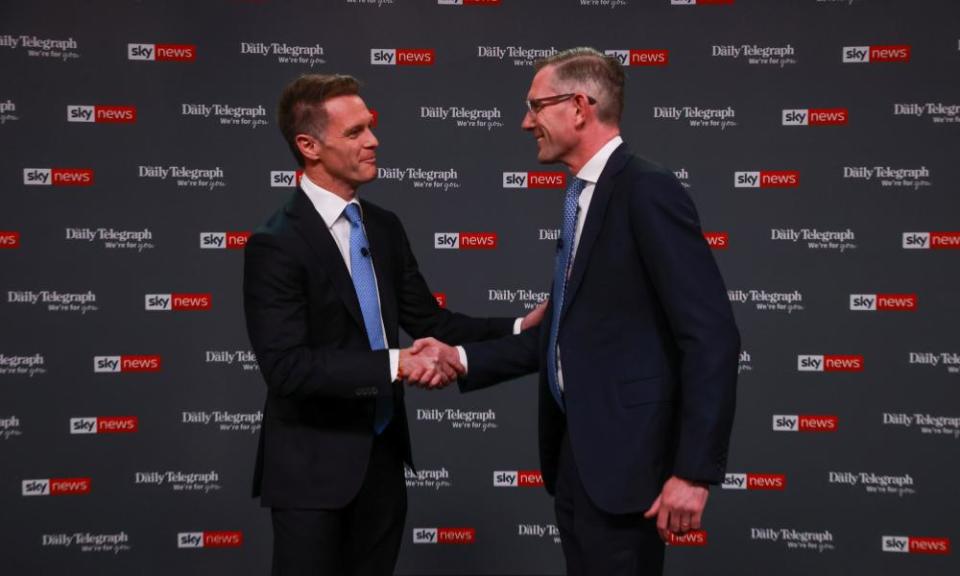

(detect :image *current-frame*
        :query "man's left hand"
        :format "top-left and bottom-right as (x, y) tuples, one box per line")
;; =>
(643, 476), (709, 542)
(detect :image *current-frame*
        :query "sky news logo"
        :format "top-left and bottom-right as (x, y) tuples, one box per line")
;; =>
(0, 231), (20, 248)
(493, 470), (544, 487)
(177, 531), (243, 549)
(434, 293), (447, 308)
(668, 530), (708, 546)
(128, 43), (196, 62)
(773, 414), (839, 432)
(842, 45), (910, 63)
(22, 477), (91, 496)
(902, 232), (960, 249)
(849, 294), (917, 311)
(145, 293), (212, 311)
(604, 49), (669, 66)
(412, 527), (476, 544)
(734, 171), (800, 188)
(704, 232), (728, 249)
(370, 48), (435, 66)
(23, 168), (94, 186)
(502, 171), (566, 188)
(67, 105), (136, 123)
(70, 416), (138, 434)
(798, 354), (864, 372)
(782, 108), (848, 126)
(434, 232), (497, 250)
(882, 536), (950, 555)
(270, 170), (303, 187)
(722, 473), (786, 491)
(200, 232), (250, 250)
(93, 355), (162, 373)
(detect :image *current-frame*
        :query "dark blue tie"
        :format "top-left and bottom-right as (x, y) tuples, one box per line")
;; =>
(546, 177), (586, 412)
(343, 203), (392, 434)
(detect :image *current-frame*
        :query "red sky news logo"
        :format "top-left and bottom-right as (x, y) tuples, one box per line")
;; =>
(434, 232), (497, 250)
(23, 168), (94, 186)
(0, 231), (20, 248)
(370, 48), (435, 66)
(502, 171), (566, 189)
(842, 45), (911, 63)
(722, 473), (786, 491)
(270, 170), (303, 187)
(882, 536), (950, 555)
(412, 528), (476, 544)
(128, 43), (196, 62)
(22, 477), (91, 496)
(493, 470), (544, 487)
(798, 354), (864, 372)
(200, 232), (250, 250)
(177, 531), (243, 549)
(902, 232), (960, 249)
(667, 530), (708, 546)
(704, 232), (728, 249)
(67, 105), (136, 123)
(604, 49), (670, 67)
(773, 414), (839, 432)
(734, 171), (800, 188)
(782, 108), (848, 126)
(70, 416), (139, 434)
(145, 293), (212, 311)
(434, 293), (447, 308)
(849, 294), (917, 311)
(93, 355), (162, 373)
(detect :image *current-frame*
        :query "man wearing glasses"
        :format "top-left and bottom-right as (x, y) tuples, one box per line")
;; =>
(444, 47), (741, 575)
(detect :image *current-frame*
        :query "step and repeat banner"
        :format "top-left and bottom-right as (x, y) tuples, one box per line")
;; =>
(1, 1), (958, 574)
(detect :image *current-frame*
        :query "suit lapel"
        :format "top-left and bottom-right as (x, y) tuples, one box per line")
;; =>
(361, 200), (399, 348)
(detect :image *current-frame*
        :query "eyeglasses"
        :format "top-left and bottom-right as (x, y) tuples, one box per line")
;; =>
(525, 93), (597, 114)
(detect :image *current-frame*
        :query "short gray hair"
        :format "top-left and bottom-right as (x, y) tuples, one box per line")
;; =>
(535, 47), (624, 125)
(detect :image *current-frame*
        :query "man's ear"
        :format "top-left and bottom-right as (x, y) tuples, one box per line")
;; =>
(295, 133), (321, 163)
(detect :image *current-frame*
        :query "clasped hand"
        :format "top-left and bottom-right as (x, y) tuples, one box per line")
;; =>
(399, 337), (463, 389)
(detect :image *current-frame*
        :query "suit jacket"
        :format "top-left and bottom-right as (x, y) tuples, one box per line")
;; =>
(461, 144), (740, 515)
(244, 189), (514, 509)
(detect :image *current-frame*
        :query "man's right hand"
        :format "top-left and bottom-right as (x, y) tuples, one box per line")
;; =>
(399, 337), (465, 388)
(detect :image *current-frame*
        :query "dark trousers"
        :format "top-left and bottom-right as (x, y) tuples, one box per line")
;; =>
(270, 425), (407, 576)
(555, 432), (665, 576)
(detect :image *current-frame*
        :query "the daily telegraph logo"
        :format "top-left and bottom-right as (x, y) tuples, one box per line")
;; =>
(23, 167), (94, 186)
(751, 528), (835, 552)
(704, 232), (728, 249)
(477, 46), (558, 67)
(738, 350), (753, 374)
(722, 473), (786, 491)
(902, 232), (960, 249)
(434, 232), (498, 250)
(270, 170), (303, 187)
(412, 527), (476, 544)
(7, 291), (98, 314)
(773, 414), (839, 432)
(653, 106), (737, 129)
(882, 536), (950, 555)
(842, 45), (910, 63)
(135, 470), (222, 493)
(378, 167), (460, 190)
(797, 354), (864, 372)
(829, 471), (916, 496)
(493, 470), (544, 487)
(177, 531), (243, 549)
(200, 232), (250, 250)
(0, 354), (46, 377)
(604, 49), (669, 67)
(139, 166), (226, 190)
(417, 408), (498, 431)
(667, 530), (708, 547)
(145, 293), (212, 311)
(712, 44), (797, 66)
(518, 523), (561, 543)
(883, 413), (960, 438)
(67, 105), (136, 123)
(728, 289), (804, 313)
(128, 43), (196, 62)
(489, 289), (549, 311)
(405, 467), (452, 490)
(0, 231), (20, 248)
(70, 416), (139, 434)
(909, 352), (960, 375)
(1, 415), (23, 440)
(65, 228), (155, 251)
(370, 48), (435, 66)
(181, 103), (268, 128)
(843, 166), (932, 189)
(0, 34), (80, 60)
(420, 106), (503, 130)
(205, 350), (259, 372)
(503, 171), (566, 189)
(782, 108), (848, 126)
(771, 228), (857, 252)
(22, 477), (91, 496)
(674, 167), (690, 188)
(849, 294), (917, 311)
(41, 532), (131, 554)
(240, 42), (325, 67)
(93, 355), (162, 373)
(893, 103), (960, 124)
(734, 171), (799, 188)
(182, 411), (263, 434)
(1, 99), (20, 124)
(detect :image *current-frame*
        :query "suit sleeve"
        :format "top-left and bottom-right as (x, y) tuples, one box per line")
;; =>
(629, 171), (741, 484)
(458, 326), (541, 393)
(243, 232), (392, 401)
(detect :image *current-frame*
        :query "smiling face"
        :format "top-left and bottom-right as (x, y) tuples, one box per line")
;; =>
(306, 94), (379, 198)
(521, 65), (582, 167)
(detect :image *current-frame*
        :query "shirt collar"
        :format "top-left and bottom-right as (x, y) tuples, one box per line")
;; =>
(575, 135), (623, 185)
(299, 173), (360, 229)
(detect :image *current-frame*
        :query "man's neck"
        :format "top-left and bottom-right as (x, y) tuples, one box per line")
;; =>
(302, 165), (356, 202)
(562, 126), (621, 175)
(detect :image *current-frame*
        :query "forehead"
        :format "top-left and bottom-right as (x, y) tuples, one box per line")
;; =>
(321, 94), (370, 126)
(528, 66), (557, 96)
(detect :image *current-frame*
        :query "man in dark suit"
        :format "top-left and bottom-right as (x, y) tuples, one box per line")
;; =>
(421, 48), (740, 575)
(243, 74), (542, 576)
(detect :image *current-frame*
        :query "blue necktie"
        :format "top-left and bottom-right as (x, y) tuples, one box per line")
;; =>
(343, 203), (392, 434)
(546, 177), (586, 412)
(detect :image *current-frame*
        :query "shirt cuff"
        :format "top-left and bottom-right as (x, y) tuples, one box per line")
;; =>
(389, 349), (400, 381)
(513, 317), (524, 334)
(456, 346), (469, 374)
